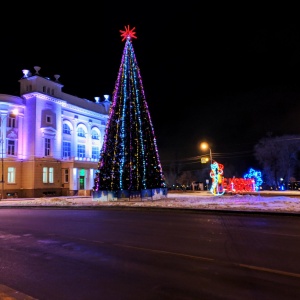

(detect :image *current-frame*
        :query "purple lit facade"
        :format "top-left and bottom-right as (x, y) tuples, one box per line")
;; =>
(0, 66), (110, 198)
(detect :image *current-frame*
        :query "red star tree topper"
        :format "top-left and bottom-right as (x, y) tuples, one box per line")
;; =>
(120, 25), (137, 41)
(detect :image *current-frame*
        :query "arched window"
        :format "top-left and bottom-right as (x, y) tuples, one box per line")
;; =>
(91, 129), (99, 140)
(77, 123), (87, 139)
(77, 127), (86, 137)
(63, 123), (71, 134)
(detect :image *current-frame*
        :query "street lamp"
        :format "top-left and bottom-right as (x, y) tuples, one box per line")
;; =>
(1, 109), (18, 200)
(200, 142), (212, 165)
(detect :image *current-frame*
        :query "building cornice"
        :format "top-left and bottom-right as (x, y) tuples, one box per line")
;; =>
(22, 92), (109, 119)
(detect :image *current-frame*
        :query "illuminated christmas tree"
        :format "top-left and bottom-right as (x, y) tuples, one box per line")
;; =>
(93, 26), (167, 200)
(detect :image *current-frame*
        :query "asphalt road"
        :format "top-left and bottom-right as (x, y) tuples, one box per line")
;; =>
(0, 208), (300, 299)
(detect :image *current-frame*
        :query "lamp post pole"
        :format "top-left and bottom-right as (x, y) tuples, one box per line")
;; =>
(200, 142), (213, 165)
(200, 142), (213, 191)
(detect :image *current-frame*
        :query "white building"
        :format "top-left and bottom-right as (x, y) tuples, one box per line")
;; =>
(0, 66), (110, 198)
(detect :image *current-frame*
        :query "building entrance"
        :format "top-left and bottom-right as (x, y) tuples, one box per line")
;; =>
(79, 176), (85, 190)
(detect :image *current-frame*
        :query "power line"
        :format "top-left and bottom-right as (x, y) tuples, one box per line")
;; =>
(161, 150), (254, 164)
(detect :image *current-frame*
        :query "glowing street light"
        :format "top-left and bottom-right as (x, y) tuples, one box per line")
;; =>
(1, 109), (18, 200)
(200, 142), (212, 165)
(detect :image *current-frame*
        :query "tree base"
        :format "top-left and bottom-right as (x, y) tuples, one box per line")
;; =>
(92, 188), (168, 201)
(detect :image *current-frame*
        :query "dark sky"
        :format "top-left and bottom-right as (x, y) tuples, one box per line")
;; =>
(1, 5), (300, 172)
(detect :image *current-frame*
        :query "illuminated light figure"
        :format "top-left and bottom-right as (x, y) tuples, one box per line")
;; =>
(210, 161), (225, 196)
(243, 168), (263, 191)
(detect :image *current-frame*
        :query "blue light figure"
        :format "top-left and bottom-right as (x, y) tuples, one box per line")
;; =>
(244, 168), (263, 191)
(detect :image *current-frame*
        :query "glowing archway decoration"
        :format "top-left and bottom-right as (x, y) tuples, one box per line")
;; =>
(210, 161), (225, 196)
(243, 168), (263, 191)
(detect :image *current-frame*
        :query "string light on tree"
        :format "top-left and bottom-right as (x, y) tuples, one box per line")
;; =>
(93, 25), (167, 200)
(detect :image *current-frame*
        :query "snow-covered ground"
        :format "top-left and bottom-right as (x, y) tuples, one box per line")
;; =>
(1, 191), (300, 214)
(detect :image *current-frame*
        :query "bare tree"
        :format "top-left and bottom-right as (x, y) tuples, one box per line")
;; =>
(177, 171), (198, 188)
(164, 169), (177, 188)
(254, 134), (300, 187)
(163, 160), (184, 188)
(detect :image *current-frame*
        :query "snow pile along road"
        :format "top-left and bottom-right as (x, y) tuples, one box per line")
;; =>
(0, 192), (300, 213)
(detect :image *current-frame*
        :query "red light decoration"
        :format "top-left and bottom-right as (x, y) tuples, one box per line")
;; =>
(120, 25), (137, 41)
(224, 178), (255, 193)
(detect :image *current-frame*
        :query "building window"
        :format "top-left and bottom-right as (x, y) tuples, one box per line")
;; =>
(49, 167), (54, 183)
(92, 146), (99, 159)
(7, 140), (15, 155)
(46, 115), (52, 124)
(45, 138), (51, 156)
(8, 115), (17, 128)
(77, 144), (85, 158)
(91, 129), (99, 140)
(64, 169), (69, 183)
(7, 167), (16, 183)
(43, 167), (48, 183)
(43, 86), (46, 92)
(77, 127), (86, 137)
(63, 123), (71, 134)
(62, 141), (71, 158)
(43, 167), (54, 183)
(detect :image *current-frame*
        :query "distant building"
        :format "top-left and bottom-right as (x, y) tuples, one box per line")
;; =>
(0, 66), (110, 198)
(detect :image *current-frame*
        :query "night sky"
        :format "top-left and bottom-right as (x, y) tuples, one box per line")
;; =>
(1, 5), (300, 174)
